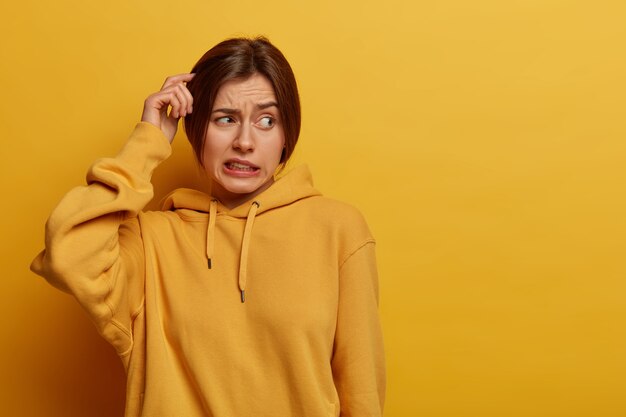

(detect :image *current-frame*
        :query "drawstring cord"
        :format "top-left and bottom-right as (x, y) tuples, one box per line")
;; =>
(239, 201), (259, 303)
(206, 199), (217, 269)
(206, 200), (259, 303)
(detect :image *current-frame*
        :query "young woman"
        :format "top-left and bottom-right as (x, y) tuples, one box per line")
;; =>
(31, 37), (385, 417)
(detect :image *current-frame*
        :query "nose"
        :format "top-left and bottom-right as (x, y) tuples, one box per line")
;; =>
(233, 123), (255, 152)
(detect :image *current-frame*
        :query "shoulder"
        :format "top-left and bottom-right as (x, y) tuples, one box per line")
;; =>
(307, 195), (367, 220)
(297, 195), (375, 242)
(136, 208), (203, 230)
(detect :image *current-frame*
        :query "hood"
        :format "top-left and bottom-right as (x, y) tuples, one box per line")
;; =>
(159, 164), (322, 303)
(160, 164), (321, 216)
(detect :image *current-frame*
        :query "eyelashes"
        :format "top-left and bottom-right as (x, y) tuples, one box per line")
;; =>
(214, 115), (277, 130)
(215, 116), (235, 124)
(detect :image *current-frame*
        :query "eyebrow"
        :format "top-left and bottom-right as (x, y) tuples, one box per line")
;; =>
(212, 101), (278, 114)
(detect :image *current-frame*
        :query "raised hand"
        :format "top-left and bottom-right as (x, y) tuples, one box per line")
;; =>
(141, 73), (195, 143)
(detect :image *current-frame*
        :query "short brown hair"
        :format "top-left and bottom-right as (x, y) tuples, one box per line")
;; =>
(184, 37), (301, 166)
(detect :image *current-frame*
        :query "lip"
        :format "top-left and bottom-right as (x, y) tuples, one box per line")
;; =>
(223, 158), (261, 178)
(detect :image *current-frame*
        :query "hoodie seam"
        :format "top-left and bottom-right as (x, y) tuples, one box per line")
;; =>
(176, 212), (209, 222)
(219, 216), (252, 222)
(338, 239), (376, 270)
(117, 299), (144, 357)
(131, 297), (145, 321)
(176, 212), (252, 222)
(112, 319), (134, 357)
(102, 275), (134, 356)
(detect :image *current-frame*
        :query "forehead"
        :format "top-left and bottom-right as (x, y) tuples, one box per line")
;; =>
(214, 73), (276, 104)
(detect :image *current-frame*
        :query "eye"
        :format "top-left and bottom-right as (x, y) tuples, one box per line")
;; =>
(215, 116), (235, 125)
(258, 116), (275, 129)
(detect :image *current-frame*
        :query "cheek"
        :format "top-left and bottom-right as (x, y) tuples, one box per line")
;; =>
(271, 134), (286, 164)
(251, 131), (285, 169)
(201, 131), (226, 169)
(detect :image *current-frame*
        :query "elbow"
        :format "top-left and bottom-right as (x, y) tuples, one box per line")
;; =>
(30, 249), (74, 294)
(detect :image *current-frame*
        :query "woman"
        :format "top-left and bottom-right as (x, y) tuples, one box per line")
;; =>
(31, 37), (385, 417)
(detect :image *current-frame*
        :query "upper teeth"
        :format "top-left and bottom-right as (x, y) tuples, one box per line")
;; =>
(230, 162), (254, 170)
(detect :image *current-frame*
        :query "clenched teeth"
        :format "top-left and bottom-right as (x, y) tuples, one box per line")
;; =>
(226, 162), (257, 171)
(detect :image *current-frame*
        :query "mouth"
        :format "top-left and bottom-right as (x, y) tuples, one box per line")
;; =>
(223, 159), (260, 176)
(225, 160), (259, 171)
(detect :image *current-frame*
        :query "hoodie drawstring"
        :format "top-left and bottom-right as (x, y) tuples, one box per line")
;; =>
(205, 200), (259, 303)
(238, 201), (259, 303)
(206, 199), (217, 269)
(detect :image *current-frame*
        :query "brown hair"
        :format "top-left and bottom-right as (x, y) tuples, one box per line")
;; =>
(184, 37), (301, 166)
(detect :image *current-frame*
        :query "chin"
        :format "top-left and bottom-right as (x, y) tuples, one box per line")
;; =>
(225, 183), (262, 195)
(218, 177), (270, 195)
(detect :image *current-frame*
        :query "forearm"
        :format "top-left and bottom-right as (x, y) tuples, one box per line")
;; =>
(30, 122), (171, 354)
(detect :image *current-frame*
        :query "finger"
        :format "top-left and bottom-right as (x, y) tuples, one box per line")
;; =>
(173, 86), (189, 117)
(161, 73), (196, 90)
(143, 94), (167, 119)
(175, 83), (194, 116)
(145, 89), (176, 113)
(178, 83), (194, 114)
(154, 83), (190, 112)
(168, 94), (183, 119)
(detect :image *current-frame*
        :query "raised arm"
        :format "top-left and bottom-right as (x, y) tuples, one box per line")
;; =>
(30, 74), (194, 358)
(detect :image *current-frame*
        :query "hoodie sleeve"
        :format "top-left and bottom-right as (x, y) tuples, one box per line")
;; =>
(332, 240), (386, 416)
(30, 122), (171, 358)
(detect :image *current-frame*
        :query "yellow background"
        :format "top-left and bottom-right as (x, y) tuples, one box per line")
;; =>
(1, 0), (625, 416)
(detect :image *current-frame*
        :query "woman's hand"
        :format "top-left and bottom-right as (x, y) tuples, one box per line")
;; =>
(141, 73), (195, 143)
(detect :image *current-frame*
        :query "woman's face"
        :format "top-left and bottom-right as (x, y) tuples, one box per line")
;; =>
(202, 73), (285, 208)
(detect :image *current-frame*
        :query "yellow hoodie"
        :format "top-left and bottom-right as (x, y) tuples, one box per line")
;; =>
(31, 122), (385, 417)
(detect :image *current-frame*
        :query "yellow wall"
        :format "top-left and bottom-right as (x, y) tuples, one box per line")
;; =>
(1, 0), (625, 415)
